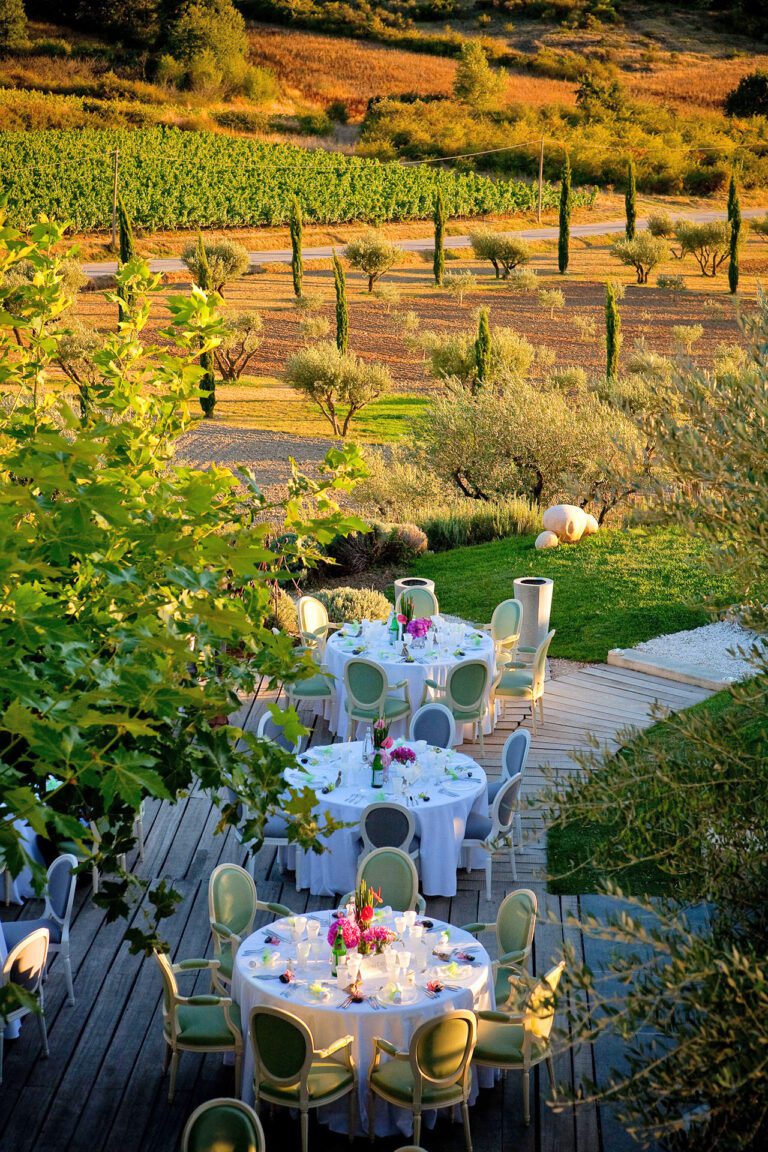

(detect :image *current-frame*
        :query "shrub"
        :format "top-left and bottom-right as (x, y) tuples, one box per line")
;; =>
(453, 40), (506, 112)
(243, 66), (279, 103)
(656, 273), (686, 292)
(551, 365), (589, 393)
(372, 283), (401, 312)
(506, 267), (538, 294)
(418, 497), (541, 551)
(182, 239), (250, 295)
(725, 71), (768, 117)
(0, 0), (27, 53)
(610, 233), (670, 284)
(387, 522), (428, 564)
(313, 586), (392, 623)
(354, 445), (454, 521)
(752, 215), (768, 237)
(346, 230), (402, 293)
(537, 288), (566, 318)
(300, 314), (331, 341)
(324, 520), (427, 574)
(214, 312), (263, 380)
(264, 586), (298, 633)
(647, 212), (675, 238)
(470, 228), (531, 278)
(419, 323), (536, 388)
(572, 313), (597, 341)
(284, 342), (392, 437)
(671, 324), (704, 355)
(443, 271), (477, 305)
(167, 0), (250, 94)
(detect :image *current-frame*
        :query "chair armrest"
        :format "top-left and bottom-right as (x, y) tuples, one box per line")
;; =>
(416, 894), (426, 915)
(187, 994), (230, 1006)
(210, 921), (239, 943)
(316, 1034), (354, 1059)
(460, 922), (490, 935)
(339, 891), (354, 909)
(497, 947), (530, 966)
(373, 1036), (404, 1058)
(173, 958), (219, 973)
(256, 900), (293, 918)
(423, 678), (442, 691)
(476, 1010), (524, 1025)
(388, 679), (408, 690)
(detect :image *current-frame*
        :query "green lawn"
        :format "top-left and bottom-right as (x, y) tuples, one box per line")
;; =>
(411, 525), (739, 663)
(547, 686), (762, 895)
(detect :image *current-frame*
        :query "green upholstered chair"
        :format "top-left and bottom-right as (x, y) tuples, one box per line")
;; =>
(462, 888), (538, 1009)
(492, 629), (555, 736)
(485, 598), (523, 663)
(421, 660), (489, 753)
(181, 1098), (265, 1152)
(1, 851), (78, 1006)
(460, 773), (523, 898)
(249, 1004), (356, 1152)
(368, 1010), (476, 1150)
(297, 595), (340, 659)
(208, 863), (292, 994)
(154, 950), (243, 1103)
(256, 708), (302, 754)
(285, 663), (335, 714)
(0, 926), (49, 1084)
(343, 659), (411, 738)
(395, 587), (439, 618)
(473, 960), (566, 1125)
(341, 847), (425, 914)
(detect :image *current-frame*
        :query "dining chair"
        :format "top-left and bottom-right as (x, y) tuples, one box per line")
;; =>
(285, 663), (335, 715)
(473, 960), (566, 1124)
(249, 1004), (356, 1152)
(341, 847), (426, 913)
(359, 802), (420, 864)
(181, 1097), (265, 1152)
(208, 863), (292, 994)
(0, 926), (50, 1084)
(297, 595), (340, 658)
(487, 730), (531, 852)
(461, 773), (523, 897)
(256, 708), (303, 754)
(368, 1010), (477, 1150)
(1, 852), (78, 1006)
(462, 888), (538, 1008)
(408, 702), (456, 749)
(492, 629), (555, 736)
(154, 949), (243, 1102)
(486, 597), (523, 663)
(343, 659), (411, 738)
(421, 660), (489, 753)
(395, 587), (439, 618)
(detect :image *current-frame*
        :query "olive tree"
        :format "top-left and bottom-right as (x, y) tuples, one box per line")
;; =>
(182, 238), (250, 295)
(470, 228), (531, 279)
(345, 230), (402, 293)
(285, 341), (392, 436)
(610, 233), (670, 284)
(418, 321), (538, 390)
(214, 311), (263, 380)
(673, 220), (732, 277)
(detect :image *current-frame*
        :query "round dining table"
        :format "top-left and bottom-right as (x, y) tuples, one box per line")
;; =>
(233, 909), (496, 1139)
(322, 620), (497, 743)
(282, 741), (488, 898)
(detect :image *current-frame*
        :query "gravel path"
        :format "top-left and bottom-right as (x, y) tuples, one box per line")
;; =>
(632, 621), (764, 682)
(178, 423), (336, 484)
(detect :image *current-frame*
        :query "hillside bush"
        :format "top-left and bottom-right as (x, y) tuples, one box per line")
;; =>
(323, 520), (427, 574)
(724, 70), (768, 117)
(182, 239), (250, 295)
(418, 497), (541, 551)
(313, 586), (392, 623)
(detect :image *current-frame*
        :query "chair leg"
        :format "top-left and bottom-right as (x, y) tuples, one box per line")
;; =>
(546, 1056), (555, 1086)
(92, 863), (99, 896)
(4, 869), (11, 906)
(530, 700), (537, 737)
(516, 811), (523, 855)
(368, 1089), (375, 1143)
(38, 1002), (49, 1057)
(478, 723), (485, 756)
(539, 696), (545, 724)
(523, 1069), (531, 1125)
(510, 842), (517, 882)
(63, 948), (75, 1006)
(347, 1086), (355, 1143)
(136, 811), (145, 862)
(485, 857), (492, 902)
(300, 1109), (309, 1152)
(462, 1100), (473, 1152)
(413, 1111), (422, 1148)
(234, 1049), (242, 1098)
(168, 1051), (180, 1102)
(162, 1041), (171, 1074)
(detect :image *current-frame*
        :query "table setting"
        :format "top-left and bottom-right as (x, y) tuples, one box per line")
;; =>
(232, 897), (496, 1137)
(322, 616), (496, 742)
(281, 738), (488, 897)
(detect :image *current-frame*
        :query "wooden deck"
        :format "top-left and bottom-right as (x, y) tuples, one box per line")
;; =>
(0, 664), (711, 1152)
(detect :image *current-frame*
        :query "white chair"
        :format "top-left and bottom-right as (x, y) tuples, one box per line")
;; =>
(256, 708), (303, 754)
(408, 702), (456, 748)
(493, 629), (555, 736)
(484, 597), (523, 663)
(1, 852), (78, 1005)
(297, 595), (340, 658)
(461, 773), (523, 898)
(359, 802), (420, 864)
(0, 926), (50, 1083)
(395, 586), (439, 618)
(487, 729), (531, 853)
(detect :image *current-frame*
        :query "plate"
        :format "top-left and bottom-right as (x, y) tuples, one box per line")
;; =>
(378, 983), (421, 1005)
(293, 983), (344, 1006)
(427, 962), (474, 982)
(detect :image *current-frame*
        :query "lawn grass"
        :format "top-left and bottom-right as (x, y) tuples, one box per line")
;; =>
(411, 525), (740, 663)
(547, 685), (760, 895)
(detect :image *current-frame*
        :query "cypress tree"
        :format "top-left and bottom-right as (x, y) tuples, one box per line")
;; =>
(195, 233), (216, 418)
(558, 154), (571, 275)
(116, 197), (136, 324)
(290, 198), (303, 299)
(0, 0), (27, 53)
(474, 308), (492, 388)
(433, 188), (446, 287)
(605, 282), (621, 380)
(727, 170), (741, 295)
(333, 250), (348, 355)
(625, 158), (637, 240)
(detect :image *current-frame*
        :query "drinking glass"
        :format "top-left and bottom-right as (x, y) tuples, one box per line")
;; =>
(384, 950), (398, 976)
(293, 916), (307, 939)
(336, 957), (348, 988)
(403, 910), (417, 930)
(306, 920), (320, 941)
(395, 915), (407, 937)
(398, 951), (412, 978)
(297, 941), (310, 967)
(409, 924), (424, 942)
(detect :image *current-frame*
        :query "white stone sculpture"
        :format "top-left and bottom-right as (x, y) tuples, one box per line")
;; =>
(535, 530), (560, 550)
(542, 504), (588, 543)
(582, 513), (599, 536)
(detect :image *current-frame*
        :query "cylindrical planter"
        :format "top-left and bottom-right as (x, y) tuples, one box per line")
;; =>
(513, 577), (554, 676)
(393, 576), (435, 602)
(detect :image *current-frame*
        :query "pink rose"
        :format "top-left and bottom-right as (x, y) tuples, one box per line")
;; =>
(382, 736), (394, 749)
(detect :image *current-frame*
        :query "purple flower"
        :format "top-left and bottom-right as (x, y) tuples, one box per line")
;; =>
(391, 746), (416, 765)
(406, 617), (431, 639)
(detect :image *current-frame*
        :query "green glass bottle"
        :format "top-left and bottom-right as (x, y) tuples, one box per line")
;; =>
(371, 751), (384, 789)
(331, 924), (347, 976)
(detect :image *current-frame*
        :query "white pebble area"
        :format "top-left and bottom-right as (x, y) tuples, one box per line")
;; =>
(631, 622), (764, 682)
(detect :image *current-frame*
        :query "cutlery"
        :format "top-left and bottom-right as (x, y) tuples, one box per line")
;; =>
(340, 995), (354, 1009)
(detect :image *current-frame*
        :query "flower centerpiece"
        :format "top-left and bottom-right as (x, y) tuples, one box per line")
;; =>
(360, 925), (397, 955)
(354, 877), (382, 930)
(406, 617), (431, 649)
(391, 745), (416, 767)
(371, 717), (393, 788)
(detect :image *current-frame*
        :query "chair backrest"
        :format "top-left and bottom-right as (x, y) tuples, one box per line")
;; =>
(396, 587), (438, 618)
(208, 864), (257, 940)
(153, 950), (178, 1017)
(524, 960), (566, 1040)
(181, 1098), (266, 1152)
(44, 852), (78, 931)
(2, 926), (49, 996)
(344, 658), (387, 712)
(249, 1005), (313, 1086)
(411, 1011), (476, 1094)
(297, 595), (329, 641)
(448, 660), (489, 713)
(256, 708), (301, 754)
(491, 773), (522, 837)
(490, 598), (523, 647)
(532, 629), (556, 695)
(496, 888), (538, 958)
(361, 803), (415, 854)
(409, 703), (456, 749)
(357, 848), (421, 912)
(501, 729), (531, 783)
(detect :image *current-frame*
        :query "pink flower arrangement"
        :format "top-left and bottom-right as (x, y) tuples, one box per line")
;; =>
(373, 717), (394, 751)
(361, 925), (396, 954)
(327, 918), (361, 949)
(391, 746), (416, 766)
(406, 617), (431, 640)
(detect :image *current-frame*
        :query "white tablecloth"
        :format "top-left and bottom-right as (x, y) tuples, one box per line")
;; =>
(284, 742), (487, 898)
(323, 624), (496, 743)
(233, 911), (495, 1138)
(4, 820), (45, 905)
